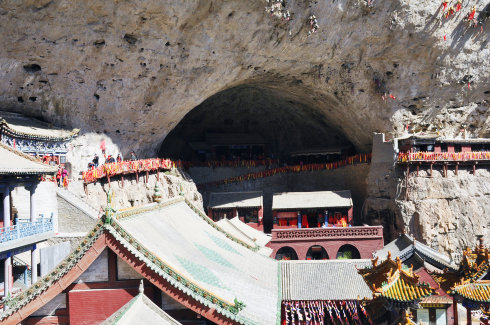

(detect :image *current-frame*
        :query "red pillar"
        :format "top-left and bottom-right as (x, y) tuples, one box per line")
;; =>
(466, 307), (471, 325)
(453, 297), (459, 325)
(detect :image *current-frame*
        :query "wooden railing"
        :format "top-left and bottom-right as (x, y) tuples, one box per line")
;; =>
(82, 158), (173, 184)
(271, 226), (383, 241)
(398, 151), (490, 163)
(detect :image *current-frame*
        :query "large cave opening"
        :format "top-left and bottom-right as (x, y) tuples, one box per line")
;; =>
(159, 85), (369, 232)
(160, 85), (354, 161)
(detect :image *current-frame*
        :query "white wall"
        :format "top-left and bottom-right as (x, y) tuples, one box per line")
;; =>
(11, 181), (59, 232)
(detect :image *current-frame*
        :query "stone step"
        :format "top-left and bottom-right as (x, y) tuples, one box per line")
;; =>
(56, 188), (99, 219)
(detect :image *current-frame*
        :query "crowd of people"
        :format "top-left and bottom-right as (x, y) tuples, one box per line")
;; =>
(87, 151), (137, 169)
(55, 166), (69, 188)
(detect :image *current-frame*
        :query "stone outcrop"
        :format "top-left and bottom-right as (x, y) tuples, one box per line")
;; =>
(70, 170), (202, 212)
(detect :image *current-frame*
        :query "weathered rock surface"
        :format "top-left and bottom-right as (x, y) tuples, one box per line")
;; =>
(365, 164), (490, 260)
(70, 170), (203, 212)
(0, 0), (488, 154)
(0, 0), (488, 256)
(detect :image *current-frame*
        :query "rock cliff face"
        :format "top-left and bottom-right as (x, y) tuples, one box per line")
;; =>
(0, 0), (488, 255)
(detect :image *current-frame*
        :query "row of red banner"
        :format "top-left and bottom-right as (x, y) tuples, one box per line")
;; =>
(199, 154), (372, 188)
(82, 158), (173, 183)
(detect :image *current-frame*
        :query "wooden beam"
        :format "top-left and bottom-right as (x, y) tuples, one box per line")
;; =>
(405, 165), (410, 201)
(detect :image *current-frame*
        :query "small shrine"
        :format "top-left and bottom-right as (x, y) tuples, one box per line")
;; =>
(0, 111), (79, 165)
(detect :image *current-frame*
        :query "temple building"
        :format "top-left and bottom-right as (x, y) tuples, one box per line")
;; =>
(430, 236), (489, 325)
(1, 192), (483, 325)
(268, 190), (383, 260)
(0, 195), (396, 325)
(374, 233), (458, 324)
(0, 111), (79, 166)
(359, 254), (438, 324)
(207, 191), (264, 231)
(0, 143), (57, 300)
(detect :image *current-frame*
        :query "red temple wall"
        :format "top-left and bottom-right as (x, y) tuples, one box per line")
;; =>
(268, 237), (384, 260)
(68, 288), (138, 325)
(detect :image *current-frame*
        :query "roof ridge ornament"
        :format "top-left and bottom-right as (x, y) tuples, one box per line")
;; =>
(139, 279), (144, 294)
(104, 188), (116, 224)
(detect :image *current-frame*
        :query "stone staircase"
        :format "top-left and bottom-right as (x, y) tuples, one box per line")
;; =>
(56, 188), (99, 220)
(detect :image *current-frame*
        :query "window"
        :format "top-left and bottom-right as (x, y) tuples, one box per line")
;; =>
(238, 208), (258, 223)
(417, 309), (430, 325)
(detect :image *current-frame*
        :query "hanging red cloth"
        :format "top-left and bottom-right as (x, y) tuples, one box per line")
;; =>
(278, 218), (288, 226)
(467, 7), (476, 21)
(441, 1), (448, 11)
(455, 0), (462, 12)
(302, 214), (309, 228)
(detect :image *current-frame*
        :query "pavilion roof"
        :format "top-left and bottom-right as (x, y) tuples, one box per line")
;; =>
(0, 143), (57, 175)
(0, 111), (79, 141)
(272, 190), (352, 210)
(452, 281), (490, 303)
(208, 191), (263, 209)
(101, 282), (181, 325)
(359, 255), (436, 304)
(430, 239), (489, 294)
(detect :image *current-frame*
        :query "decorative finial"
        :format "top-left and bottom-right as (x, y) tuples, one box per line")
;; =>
(387, 251), (392, 260)
(396, 256), (402, 270)
(139, 279), (144, 294)
(153, 182), (162, 203)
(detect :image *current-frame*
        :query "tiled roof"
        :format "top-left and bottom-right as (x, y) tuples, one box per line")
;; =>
(113, 198), (279, 325)
(281, 260), (373, 301)
(0, 142), (57, 175)
(359, 256), (437, 304)
(430, 240), (489, 294)
(0, 111), (79, 141)
(0, 198), (279, 325)
(374, 234), (457, 271)
(208, 191), (263, 209)
(101, 285), (181, 325)
(380, 276), (433, 302)
(272, 190), (352, 210)
(452, 281), (490, 303)
(216, 217), (272, 256)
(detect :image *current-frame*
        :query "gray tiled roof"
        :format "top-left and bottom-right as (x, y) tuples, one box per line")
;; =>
(374, 234), (457, 270)
(0, 111), (79, 140)
(0, 143), (57, 175)
(101, 291), (181, 325)
(117, 200), (279, 325)
(272, 190), (353, 210)
(281, 260), (373, 301)
(208, 191), (263, 209)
